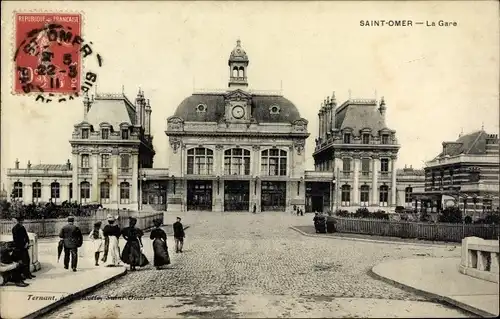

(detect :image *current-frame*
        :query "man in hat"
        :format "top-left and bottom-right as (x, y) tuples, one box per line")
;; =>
(173, 217), (185, 253)
(11, 214), (35, 280)
(58, 216), (83, 271)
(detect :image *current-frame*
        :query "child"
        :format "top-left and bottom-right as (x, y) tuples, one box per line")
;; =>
(89, 222), (104, 266)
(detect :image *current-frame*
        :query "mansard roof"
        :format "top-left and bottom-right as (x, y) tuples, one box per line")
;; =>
(434, 130), (490, 159)
(87, 93), (137, 130)
(173, 92), (302, 124)
(334, 99), (390, 134)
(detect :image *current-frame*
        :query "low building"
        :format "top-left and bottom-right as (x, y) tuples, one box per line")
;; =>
(414, 130), (499, 217)
(395, 165), (425, 211)
(7, 90), (156, 210)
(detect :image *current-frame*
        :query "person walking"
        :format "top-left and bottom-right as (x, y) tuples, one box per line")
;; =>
(102, 215), (121, 267)
(121, 217), (148, 271)
(11, 214), (35, 280)
(173, 217), (185, 253)
(150, 219), (170, 270)
(253, 203), (257, 214)
(89, 222), (104, 266)
(59, 216), (83, 272)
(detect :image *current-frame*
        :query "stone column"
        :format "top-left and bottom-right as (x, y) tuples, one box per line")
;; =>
(111, 152), (119, 207)
(252, 145), (260, 177)
(372, 156), (379, 206)
(334, 158), (342, 209)
(391, 155), (397, 207)
(91, 153), (99, 202)
(216, 145), (224, 177)
(24, 183), (31, 203)
(352, 156), (360, 206)
(72, 152), (79, 203)
(131, 153), (139, 210)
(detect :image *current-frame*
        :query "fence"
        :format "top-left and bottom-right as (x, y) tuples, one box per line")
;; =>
(331, 216), (500, 242)
(0, 211), (164, 237)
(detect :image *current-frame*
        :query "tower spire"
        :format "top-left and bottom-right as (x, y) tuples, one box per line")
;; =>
(228, 39), (249, 89)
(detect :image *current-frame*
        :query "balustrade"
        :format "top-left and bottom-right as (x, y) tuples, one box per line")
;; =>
(460, 236), (499, 283)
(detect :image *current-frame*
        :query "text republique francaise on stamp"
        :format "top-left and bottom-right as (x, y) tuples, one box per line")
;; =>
(13, 13), (103, 102)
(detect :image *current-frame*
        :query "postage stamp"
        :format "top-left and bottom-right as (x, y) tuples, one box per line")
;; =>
(13, 13), (82, 95)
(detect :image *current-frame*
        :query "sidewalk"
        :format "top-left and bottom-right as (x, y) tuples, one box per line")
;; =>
(0, 241), (126, 319)
(372, 257), (500, 318)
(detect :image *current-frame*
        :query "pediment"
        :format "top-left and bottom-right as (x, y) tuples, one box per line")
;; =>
(224, 89), (252, 102)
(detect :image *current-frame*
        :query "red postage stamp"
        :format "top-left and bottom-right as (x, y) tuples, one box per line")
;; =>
(14, 13), (82, 94)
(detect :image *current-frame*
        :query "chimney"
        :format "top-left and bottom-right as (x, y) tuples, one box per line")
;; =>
(15, 158), (19, 169)
(83, 92), (91, 119)
(145, 98), (152, 135)
(330, 91), (337, 133)
(135, 88), (144, 128)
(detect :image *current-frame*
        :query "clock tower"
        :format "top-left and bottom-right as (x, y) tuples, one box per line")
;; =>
(228, 39), (249, 90)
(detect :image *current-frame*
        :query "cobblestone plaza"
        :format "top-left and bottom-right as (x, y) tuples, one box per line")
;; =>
(46, 212), (469, 318)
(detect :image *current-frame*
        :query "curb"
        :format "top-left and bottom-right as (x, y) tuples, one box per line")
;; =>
(369, 266), (497, 318)
(23, 268), (127, 319)
(289, 226), (457, 248)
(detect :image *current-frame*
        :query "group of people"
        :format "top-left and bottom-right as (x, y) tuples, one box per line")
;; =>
(0, 214), (187, 287)
(64, 215), (187, 272)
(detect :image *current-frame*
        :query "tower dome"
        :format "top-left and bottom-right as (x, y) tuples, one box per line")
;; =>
(228, 39), (249, 65)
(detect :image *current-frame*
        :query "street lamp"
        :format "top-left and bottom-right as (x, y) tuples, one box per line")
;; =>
(216, 176), (220, 195)
(171, 175), (176, 195)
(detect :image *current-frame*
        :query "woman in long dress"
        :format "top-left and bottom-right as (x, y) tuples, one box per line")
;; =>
(150, 218), (170, 270)
(89, 222), (104, 266)
(120, 217), (149, 271)
(102, 215), (121, 267)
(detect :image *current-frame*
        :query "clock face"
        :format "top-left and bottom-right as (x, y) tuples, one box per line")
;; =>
(232, 105), (245, 119)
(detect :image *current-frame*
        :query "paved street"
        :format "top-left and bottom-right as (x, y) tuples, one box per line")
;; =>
(46, 212), (471, 318)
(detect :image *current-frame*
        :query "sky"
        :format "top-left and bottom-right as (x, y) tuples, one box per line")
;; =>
(1, 1), (499, 187)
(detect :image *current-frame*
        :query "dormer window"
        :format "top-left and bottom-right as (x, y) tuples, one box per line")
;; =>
(121, 129), (129, 140)
(81, 128), (89, 139)
(381, 134), (389, 144)
(101, 128), (110, 140)
(269, 105), (281, 115)
(362, 134), (370, 144)
(343, 133), (351, 144)
(196, 104), (207, 113)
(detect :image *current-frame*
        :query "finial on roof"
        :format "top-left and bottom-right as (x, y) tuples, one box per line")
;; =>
(348, 89), (352, 99)
(326, 96), (330, 104)
(122, 85), (125, 94)
(481, 122), (484, 130)
(459, 127), (464, 137)
(380, 96), (386, 106)
(331, 91), (336, 106)
(236, 38), (241, 46)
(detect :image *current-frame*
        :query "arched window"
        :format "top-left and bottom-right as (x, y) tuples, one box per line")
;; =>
(80, 181), (90, 201)
(232, 67), (238, 78)
(120, 182), (130, 204)
(360, 185), (370, 206)
(341, 185), (351, 206)
(239, 66), (245, 78)
(100, 182), (110, 203)
(224, 148), (250, 175)
(32, 182), (41, 200)
(187, 148), (214, 175)
(405, 187), (413, 205)
(379, 185), (389, 207)
(13, 182), (23, 199)
(50, 182), (60, 199)
(261, 149), (287, 176)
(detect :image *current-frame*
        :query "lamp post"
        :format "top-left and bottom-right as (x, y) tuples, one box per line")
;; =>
(171, 175), (176, 195)
(139, 172), (146, 211)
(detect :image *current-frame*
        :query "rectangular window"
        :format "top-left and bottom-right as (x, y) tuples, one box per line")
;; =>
(343, 133), (351, 144)
(382, 134), (389, 144)
(361, 158), (370, 175)
(342, 158), (351, 171)
(81, 154), (90, 168)
(81, 128), (89, 139)
(121, 129), (129, 140)
(187, 157), (194, 174)
(362, 134), (370, 144)
(120, 154), (130, 168)
(380, 158), (389, 172)
(101, 129), (110, 140)
(101, 154), (110, 168)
